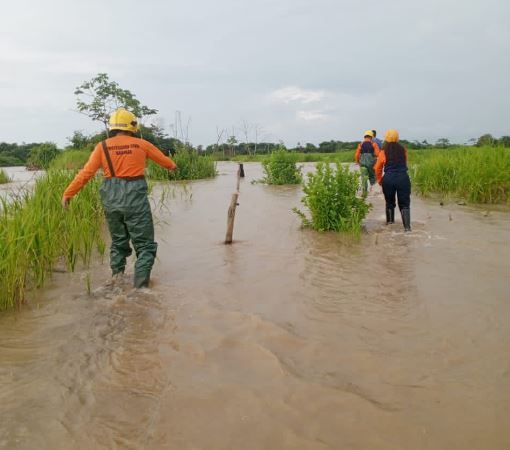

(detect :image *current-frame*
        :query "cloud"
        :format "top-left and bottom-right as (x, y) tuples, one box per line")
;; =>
(296, 110), (329, 122)
(1, 0), (510, 146)
(270, 86), (325, 104)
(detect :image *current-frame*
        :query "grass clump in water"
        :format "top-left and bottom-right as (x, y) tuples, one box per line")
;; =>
(294, 162), (371, 234)
(50, 150), (91, 170)
(146, 147), (217, 181)
(0, 169), (11, 184)
(412, 146), (510, 204)
(0, 169), (105, 311)
(261, 149), (302, 185)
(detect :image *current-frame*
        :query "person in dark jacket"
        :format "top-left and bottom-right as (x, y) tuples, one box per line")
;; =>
(374, 129), (411, 231)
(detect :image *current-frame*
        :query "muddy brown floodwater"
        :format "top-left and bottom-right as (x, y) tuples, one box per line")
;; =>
(1, 162), (509, 450)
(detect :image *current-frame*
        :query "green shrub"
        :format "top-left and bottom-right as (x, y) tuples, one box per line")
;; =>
(0, 169), (10, 184)
(146, 147), (217, 181)
(50, 150), (91, 170)
(294, 162), (371, 234)
(261, 149), (302, 184)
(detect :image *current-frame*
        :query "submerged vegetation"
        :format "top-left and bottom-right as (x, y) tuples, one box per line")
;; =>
(0, 169), (105, 310)
(146, 147), (217, 181)
(0, 169), (10, 184)
(294, 163), (370, 234)
(411, 146), (510, 204)
(260, 149), (302, 185)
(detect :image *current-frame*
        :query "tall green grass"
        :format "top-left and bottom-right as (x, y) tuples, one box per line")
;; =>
(146, 148), (217, 181)
(260, 149), (302, 185)
(412, 146), (510, 204)
(0, 170), (105, 310)
(50, 150), (91, 170)
(221, 151), (355, 163)
(0, 169), (10, 184)
(294, 163), (371, 234)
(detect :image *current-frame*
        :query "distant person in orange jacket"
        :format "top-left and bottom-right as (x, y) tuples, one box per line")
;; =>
(62, 108), (177, 288)
(355, 130), (380, 192)
(374, 129), (411, 231)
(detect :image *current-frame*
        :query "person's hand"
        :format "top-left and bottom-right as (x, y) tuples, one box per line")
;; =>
(62, 197), (70, 210)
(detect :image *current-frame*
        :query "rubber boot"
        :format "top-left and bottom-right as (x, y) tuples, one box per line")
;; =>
(385, 207), (395, 224)
(401, 208), (411, 232)
(134, 272), (150, 289)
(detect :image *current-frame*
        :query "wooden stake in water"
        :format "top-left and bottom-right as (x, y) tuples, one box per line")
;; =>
(225, 165), (243, 244)
(225, 192), (239, 244)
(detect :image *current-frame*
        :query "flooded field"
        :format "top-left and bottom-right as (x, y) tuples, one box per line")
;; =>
(1, 162), (509, 449)
(0, 167), (42, 202)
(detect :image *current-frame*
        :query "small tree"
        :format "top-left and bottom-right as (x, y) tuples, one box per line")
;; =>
(74, 73), (157, 131)
(476, 134), (495, 147)
(435, 138), (451, 148)
(226, 135), (238, 157)
(498, 136), (510, 147)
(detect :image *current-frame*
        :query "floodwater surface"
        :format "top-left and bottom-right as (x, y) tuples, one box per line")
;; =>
(0, 167), (42, 202)
(0, 162), (509, 449)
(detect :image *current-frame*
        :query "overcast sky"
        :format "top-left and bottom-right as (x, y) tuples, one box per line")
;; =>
(1, 0), (509, 147)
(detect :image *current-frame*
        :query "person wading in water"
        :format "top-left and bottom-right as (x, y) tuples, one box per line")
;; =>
(374, 129), (411, 231)
(62, 108), (177, 288)
(355, 130), (381, 192)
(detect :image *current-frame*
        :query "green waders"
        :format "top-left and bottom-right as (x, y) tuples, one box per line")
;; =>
(359, 153), (376, 191)
(99, 177), (157, 288)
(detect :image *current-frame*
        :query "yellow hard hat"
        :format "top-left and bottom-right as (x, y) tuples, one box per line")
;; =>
(384, 129), (400, 143)
(363, 130), (374, 138)
(108, 108), (139, 133)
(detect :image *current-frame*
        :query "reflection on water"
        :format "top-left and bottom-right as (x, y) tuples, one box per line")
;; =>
(1, 162), (509, 449)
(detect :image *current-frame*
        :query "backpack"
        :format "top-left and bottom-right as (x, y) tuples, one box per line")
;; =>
(360, 141), (375, 155)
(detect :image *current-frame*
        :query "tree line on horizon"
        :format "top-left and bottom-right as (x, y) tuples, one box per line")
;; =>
(2, 131), (510, 168)
(1, 73), (509, 167)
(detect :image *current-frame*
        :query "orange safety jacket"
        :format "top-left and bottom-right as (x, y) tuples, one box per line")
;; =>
(374, 147), (408, 184)
(354, 138), (380, 163)
(63, 135), (177, 200)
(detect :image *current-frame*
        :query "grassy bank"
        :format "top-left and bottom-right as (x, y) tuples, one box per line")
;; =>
(0, 169), (105, 311)
(411, 146), (510, 204)
(213, 151), (355, 163)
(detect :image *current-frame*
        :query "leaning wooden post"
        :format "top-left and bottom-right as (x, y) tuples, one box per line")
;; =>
(225, 166), (242, 244)
(225, 192), (239, 244)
